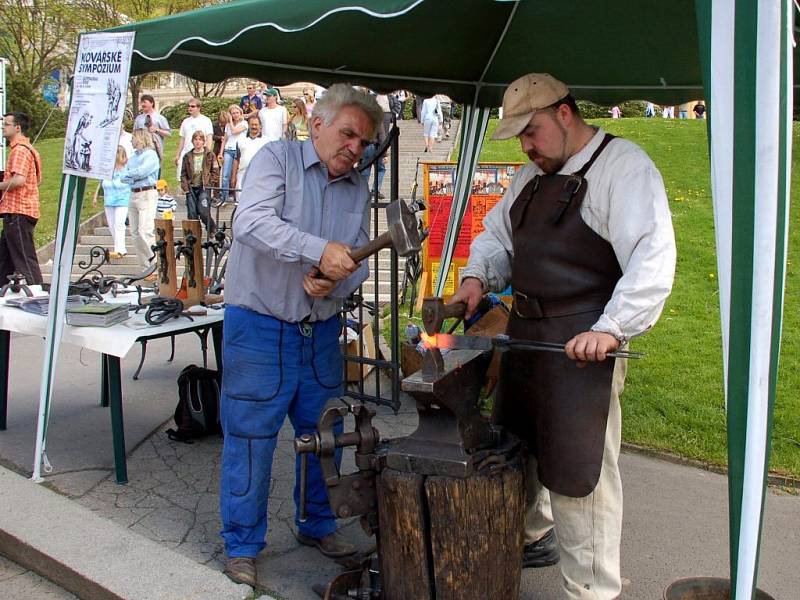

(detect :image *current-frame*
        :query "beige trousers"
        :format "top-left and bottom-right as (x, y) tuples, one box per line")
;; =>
(127, 189), (158, 270)
(525, 359), (628, 600)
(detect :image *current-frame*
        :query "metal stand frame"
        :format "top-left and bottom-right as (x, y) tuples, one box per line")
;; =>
(341, 115), (402, 411)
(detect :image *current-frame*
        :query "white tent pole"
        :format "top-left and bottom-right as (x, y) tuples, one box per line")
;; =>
(31, 174), (84, 482)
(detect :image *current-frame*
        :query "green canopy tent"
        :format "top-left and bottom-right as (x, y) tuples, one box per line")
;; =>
(35, 1), (793, 597)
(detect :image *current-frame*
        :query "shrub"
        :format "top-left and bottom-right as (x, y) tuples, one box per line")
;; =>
(576, 100), (608, 119)
(619, 100), (648, 118)
(577, 99), (652, 119)
(161, 96), (240, 128)
(38, 108), (68, 139)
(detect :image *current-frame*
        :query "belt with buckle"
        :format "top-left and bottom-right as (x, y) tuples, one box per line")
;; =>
(132, 185), (156, 193)
(512, 290), (609, 319)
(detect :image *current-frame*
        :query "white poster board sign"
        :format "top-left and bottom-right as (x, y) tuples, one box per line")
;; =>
(63, 31), (135, 179)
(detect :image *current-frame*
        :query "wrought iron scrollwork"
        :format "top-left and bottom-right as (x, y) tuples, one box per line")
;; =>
(74, 245), (111, 289)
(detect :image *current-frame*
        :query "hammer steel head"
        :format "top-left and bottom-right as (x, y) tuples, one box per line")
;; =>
(421, 296), (468, 335)
(386, 200), (422, 257)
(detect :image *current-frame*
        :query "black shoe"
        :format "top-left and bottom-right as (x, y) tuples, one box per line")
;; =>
(376, 192), (385, 200)
(522, 528), (560, 568)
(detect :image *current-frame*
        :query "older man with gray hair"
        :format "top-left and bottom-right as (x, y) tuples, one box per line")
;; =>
(219, 83), (383, 588)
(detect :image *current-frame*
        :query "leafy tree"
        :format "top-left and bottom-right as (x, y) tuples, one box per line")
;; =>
(0, 0), (84, 89)
(1, 0), (222, 125)
(80, 0), (225, 106)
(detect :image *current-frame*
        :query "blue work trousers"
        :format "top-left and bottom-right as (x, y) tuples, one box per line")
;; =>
(219, 305), (343, 558)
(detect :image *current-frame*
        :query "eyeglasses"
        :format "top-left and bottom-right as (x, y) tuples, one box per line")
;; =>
(188, 105), (199, 108)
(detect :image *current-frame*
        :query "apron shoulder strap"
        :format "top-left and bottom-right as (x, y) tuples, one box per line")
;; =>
(573, 133), (616, 178)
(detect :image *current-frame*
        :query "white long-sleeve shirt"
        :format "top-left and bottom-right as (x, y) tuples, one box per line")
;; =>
(460, 128), (676, 342)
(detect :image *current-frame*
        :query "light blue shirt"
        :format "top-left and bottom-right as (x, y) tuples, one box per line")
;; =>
(122, 148), (160, 189)
(101, 170), (131, 207)
(225, 139), (370, 322)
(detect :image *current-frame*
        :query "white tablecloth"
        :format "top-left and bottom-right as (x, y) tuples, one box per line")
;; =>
(0, 286), (224, 358)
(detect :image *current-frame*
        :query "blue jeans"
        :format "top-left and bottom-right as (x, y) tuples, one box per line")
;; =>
(220, 148), (236, 201)
(219, 306), (343, 558)
(359, 143), (385, 194)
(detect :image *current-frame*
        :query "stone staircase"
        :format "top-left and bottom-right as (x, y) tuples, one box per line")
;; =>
(42, 118), (460, 301)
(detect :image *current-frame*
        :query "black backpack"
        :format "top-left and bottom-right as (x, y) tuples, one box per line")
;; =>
(166, 365), (222, 443)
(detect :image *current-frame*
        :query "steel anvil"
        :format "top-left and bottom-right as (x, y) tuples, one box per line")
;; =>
(386, 346), (501, 477)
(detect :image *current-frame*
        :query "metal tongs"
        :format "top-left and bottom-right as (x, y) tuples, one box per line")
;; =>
(428, 333), (644, 359)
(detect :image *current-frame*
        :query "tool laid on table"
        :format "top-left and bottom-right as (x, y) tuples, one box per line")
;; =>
(0, 272), (33, 298)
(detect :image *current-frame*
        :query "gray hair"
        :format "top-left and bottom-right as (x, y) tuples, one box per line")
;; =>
(312, 83), (383, 138)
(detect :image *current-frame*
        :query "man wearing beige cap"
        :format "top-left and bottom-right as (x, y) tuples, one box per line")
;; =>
(451, 73), (676, 599)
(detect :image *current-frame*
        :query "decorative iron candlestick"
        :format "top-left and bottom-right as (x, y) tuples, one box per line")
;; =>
(0, 272), (33, 297)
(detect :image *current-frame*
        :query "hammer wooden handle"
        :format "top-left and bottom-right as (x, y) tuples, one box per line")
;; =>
(439, 298), (494, 320)
(313, 231), (393, 280)
(348, 231), (392, 263)
(440, 302), (468, 320)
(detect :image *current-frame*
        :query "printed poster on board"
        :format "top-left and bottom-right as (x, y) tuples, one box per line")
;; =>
(421, 162), (521, 300)
(63, 32), (135, 179)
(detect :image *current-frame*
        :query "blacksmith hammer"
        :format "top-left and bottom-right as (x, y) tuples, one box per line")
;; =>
(320, 200), (424, 278)
(421, 296), (494, 335)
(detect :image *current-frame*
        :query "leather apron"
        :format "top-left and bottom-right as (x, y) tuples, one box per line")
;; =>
(494, 134), (622, 498)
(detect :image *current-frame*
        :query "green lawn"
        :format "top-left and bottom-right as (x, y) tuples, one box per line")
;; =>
(459, 117), (800, 478)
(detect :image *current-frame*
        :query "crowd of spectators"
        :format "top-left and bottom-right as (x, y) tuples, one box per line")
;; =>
(92, 83), (449, 271)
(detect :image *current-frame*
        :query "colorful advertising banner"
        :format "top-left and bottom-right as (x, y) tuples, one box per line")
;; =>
(420, 162), (523, 301)
(63, 31), (135, 179)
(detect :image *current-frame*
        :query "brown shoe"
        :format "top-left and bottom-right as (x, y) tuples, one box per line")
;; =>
(223, 556), (257, 587)
(296, 531), (357, 558)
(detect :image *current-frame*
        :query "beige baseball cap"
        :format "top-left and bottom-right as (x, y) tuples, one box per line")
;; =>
(491, 73), (570, 140)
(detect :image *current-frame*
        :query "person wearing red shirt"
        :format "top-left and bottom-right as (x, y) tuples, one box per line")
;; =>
(0, 112), (43, 285)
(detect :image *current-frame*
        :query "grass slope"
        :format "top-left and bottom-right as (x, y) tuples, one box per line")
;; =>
(471, 117), (800, 477)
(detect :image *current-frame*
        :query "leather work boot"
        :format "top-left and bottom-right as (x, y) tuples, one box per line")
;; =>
(522, 528), (560, 568)
(223, 556), (257, 587)
(296, 531), (357, 558)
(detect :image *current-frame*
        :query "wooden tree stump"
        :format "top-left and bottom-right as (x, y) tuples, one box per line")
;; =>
(376, 456), (525, 600)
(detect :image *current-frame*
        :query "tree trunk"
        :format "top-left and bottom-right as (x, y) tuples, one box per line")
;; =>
(377, 454), (525, 600)
(128, 75), (144, 119)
